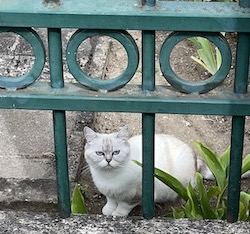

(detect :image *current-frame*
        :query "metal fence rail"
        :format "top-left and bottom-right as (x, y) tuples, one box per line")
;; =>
(0, 0), (249, 223)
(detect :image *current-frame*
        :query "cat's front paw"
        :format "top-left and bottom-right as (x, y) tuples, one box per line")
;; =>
(111, 210), (129, 217)
(111, 202), (137, 216)
(102, 203), (117, 216)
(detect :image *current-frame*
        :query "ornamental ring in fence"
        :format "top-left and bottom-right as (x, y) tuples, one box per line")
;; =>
(66, 29), (139, 92)
(0, 27), (45, 90)
(159, 31), (232, 94)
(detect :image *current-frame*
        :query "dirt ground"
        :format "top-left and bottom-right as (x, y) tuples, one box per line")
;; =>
(75, 31), (250, 216)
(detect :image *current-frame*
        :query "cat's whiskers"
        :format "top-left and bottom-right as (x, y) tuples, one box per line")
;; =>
(92, 163), (103, 170)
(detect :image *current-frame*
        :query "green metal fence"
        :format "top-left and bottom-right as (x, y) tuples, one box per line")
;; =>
(0, 0), (249, 223)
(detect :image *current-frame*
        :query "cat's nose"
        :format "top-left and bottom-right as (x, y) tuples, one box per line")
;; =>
(106, 158), (112, 163)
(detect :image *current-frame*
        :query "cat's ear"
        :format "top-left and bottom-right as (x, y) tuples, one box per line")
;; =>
(117, 125), (129, 140)
(84, 127), (98, 143)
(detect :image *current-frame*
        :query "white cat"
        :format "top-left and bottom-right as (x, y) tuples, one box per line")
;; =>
(84, 126), (198, 216)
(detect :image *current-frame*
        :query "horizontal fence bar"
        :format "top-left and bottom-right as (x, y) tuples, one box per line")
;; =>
(0, 1), (249, 32)
(1, 83), (250, 115)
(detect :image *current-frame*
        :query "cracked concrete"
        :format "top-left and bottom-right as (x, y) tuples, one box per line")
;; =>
(1, 211), (250, 234)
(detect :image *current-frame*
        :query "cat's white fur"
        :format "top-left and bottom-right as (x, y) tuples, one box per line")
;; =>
(84, 126), (197, 216)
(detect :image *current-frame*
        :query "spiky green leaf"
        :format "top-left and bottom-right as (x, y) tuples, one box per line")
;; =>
(242, 154), (250, 175)
(133, 160), (188, 201)
(186, 183), (203, 219)
(71, 184), (88, 214)
(219, 146), (230, 170)
(154, 167), (188, 201)
(215, 47), (222, 70)
(189, 37), (218, 75)
(216, 207), (226, 220)
(172, 208), (185, 219)
(194, 141), (226, 189)
(239, 192), (250, 221)
(207, 186), (221, 200)
(196, 173), (217, 219)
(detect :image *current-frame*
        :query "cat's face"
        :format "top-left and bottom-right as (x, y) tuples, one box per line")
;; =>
(84, 126), (130, 170)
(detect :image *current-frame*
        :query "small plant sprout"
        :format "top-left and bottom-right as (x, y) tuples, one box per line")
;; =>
(71, 184), (88, 215)
(188, 36), (224, 75)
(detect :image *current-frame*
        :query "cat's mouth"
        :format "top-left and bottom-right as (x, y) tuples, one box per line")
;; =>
(104, 163), (115, 169)
(105, 164), (113, 169)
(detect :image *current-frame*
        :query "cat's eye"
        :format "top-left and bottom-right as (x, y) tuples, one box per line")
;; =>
(112, 150), (120, 155)
(96, 151), (104, 156)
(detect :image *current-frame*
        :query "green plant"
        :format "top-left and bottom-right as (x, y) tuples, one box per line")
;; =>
(188, 37), (222, 75)
(193, 141), (250, 221)
(184, 2), (236, 74)
(134, 142), (250, 220)
(71, 183), (88, 214)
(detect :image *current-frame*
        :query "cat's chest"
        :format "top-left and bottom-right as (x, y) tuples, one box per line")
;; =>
(93, 169), (138, 186)
(91, 165), (141, 197)
(96, 176), (139, 200)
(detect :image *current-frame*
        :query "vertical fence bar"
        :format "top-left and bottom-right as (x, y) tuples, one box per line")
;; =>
(53, 111), (71, 218)
(142, 30), (155, 91)
(227, 33), (250, 223)
(48, 28), (64, 89)
(48, 28), (71, 218)
(228, 117), (245, 222)
(239, 0), (250, 8)
(142, 114), (155, 219)
(144, 0), (156, 7)
(232, 33), (250, 95)
(142, 30), (155, 219)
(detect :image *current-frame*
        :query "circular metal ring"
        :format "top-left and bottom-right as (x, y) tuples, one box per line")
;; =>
(159, 32), (232, 94)
(66, 29), (139, 91)
(0, 28), (45, 89)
